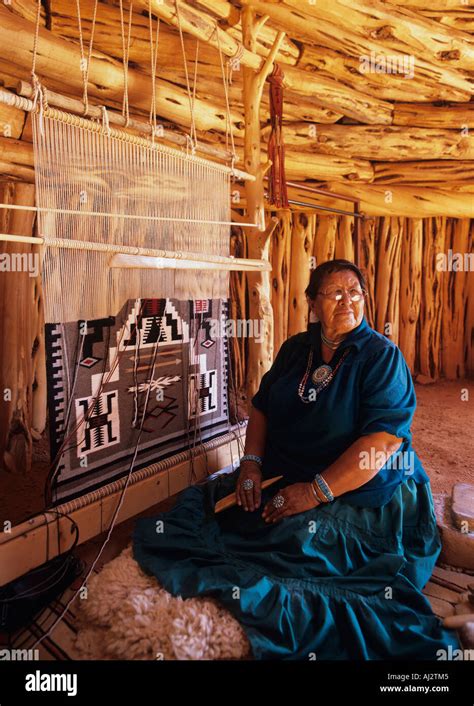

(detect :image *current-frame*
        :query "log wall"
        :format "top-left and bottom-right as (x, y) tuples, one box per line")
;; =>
(231, 212), (474, 388)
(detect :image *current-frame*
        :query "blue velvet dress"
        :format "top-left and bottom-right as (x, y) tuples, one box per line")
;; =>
(133, 319), (460, 659)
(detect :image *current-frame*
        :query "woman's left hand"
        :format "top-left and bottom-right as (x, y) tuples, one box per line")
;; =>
(262, 482), (319, 523)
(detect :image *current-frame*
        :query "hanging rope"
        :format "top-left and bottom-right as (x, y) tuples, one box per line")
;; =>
(267, 63), (289, 208)
(30, 0), (49, 134)
(148, 0), (160, 140)
(215, 25), (238, 172)
(31, 0), (42, 84)
(174, 0), (198, 153)
(119, 0), (133, 127)
(75, 0), (99, 116)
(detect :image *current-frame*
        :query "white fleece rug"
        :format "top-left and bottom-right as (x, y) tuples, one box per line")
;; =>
(74, 545), (252, 660)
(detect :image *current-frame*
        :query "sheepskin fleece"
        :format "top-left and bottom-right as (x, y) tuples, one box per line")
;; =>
(74, 545), (252, 660)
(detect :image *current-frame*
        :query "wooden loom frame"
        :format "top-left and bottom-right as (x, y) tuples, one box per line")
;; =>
(0, 426), (246, 586)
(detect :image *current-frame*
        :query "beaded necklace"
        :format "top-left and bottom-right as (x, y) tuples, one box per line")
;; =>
(297, 347), (351, 404)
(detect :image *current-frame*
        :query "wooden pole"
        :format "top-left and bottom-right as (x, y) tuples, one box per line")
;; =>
(374, 217), (402, 345)
(399, 218), (423, 373)
(0, 182), (41, 473)
(441, 218), (470, 378)
(419, 217), (447, 380)
(270, 209), (292, 354)
(288, 212), (315, 337)
(242, 7), (284, 398)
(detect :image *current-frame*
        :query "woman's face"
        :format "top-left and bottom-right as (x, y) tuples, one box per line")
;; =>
(308, 269), (365, 336)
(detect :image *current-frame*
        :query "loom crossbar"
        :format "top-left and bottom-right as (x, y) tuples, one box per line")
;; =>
(0, 233), (271, 272)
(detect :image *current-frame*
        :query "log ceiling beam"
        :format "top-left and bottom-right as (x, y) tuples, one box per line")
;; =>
(373, 161), (474, 190)
(298, 45), (470, 104)
(264, 123), (474, 161)
(274, 0), (474, 73)
(241, 0), (474, 98)
(46, 0), (299, 68)
(394, 102), (474, 128)
(0, 6), (244, 136)
(130, 0), (393, 124)
(387, 0), (472, 11)
(234, 180), (474, 217)
(311, 183), (474, 218)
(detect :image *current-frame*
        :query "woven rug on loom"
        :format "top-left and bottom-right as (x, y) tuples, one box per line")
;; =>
(45, 297), (230, 505)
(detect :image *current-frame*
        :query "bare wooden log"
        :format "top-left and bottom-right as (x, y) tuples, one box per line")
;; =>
(312, 215), (337, 267)
(320, 184), (474, 218)
(418, 217), (447, 379)
(0, 135), (34, 169)
(0, 161), (34, 183)
(389, 0), (469, 8)
(50, 0), (299, 66)
(399, 218), (423, 372)
(134, 0), (392, 124)
(298, 44), (469, 104)
(281, 67), (393, 125)
(15, 81), (238, 163)
(283, 151), (374, 183)
(373, 161), (474, 190)
(0, 89), (25, 140)
(465, 220), (474, 377)
(335, 216), (354, 262)
(268, 123), (474, 161)
(359, 217), (377, 329)
(394, 103), (474, 128)
(231, 180), (474, 218)
(276, 0), (474, 76)
(441, 218), (471, 379)
(0, 6), (244, 136)
(7, 0), (46, 24)
(242, 7), (283, 398)
(374, 217), (402, 345)
(241, 0), (474, 97)
(417, 11), (474, 33)
(288, 211), (315, 337)
(152, 67), (343, 124)
(0, 182), (39, 472)
(270, 209), (292, 354)
(312, 215), (337, 271)
(334, 216), (355, 262)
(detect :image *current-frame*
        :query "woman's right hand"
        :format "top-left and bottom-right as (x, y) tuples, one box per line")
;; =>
(236, 462), (263, 512)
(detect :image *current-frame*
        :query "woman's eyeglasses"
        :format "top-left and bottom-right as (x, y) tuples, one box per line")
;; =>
(317, 288), (365, 302)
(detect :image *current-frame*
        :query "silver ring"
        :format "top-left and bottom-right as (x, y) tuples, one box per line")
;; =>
(242, 478), (254, 491)
(272, 494), (285, 509)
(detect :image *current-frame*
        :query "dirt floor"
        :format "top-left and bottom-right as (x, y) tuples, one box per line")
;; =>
(411, 380), (474, 494)
(0, 380), (472, 527)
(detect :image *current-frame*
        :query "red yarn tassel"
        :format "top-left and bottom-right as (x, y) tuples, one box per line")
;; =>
(267, 64), (289, 209)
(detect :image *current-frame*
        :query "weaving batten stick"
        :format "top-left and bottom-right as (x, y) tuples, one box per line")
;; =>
(214, 476), (283, 513)
(0, 91), (253, 182)
(109, 253), (270, 272)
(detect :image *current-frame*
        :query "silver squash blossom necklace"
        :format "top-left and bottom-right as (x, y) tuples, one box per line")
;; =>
(297, 329), (350, 403)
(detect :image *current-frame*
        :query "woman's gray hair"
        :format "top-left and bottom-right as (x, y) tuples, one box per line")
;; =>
(305, 259), (367, 300)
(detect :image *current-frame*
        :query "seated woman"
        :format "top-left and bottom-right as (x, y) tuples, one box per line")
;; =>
(133, 259), (460, 660)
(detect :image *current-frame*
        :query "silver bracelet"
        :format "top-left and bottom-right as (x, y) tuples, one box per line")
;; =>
(313, 473), (334, 502)
(240, 454), (263, 467)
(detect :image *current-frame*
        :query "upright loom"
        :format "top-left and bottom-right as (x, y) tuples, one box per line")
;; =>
(27, 108), (264, 505)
